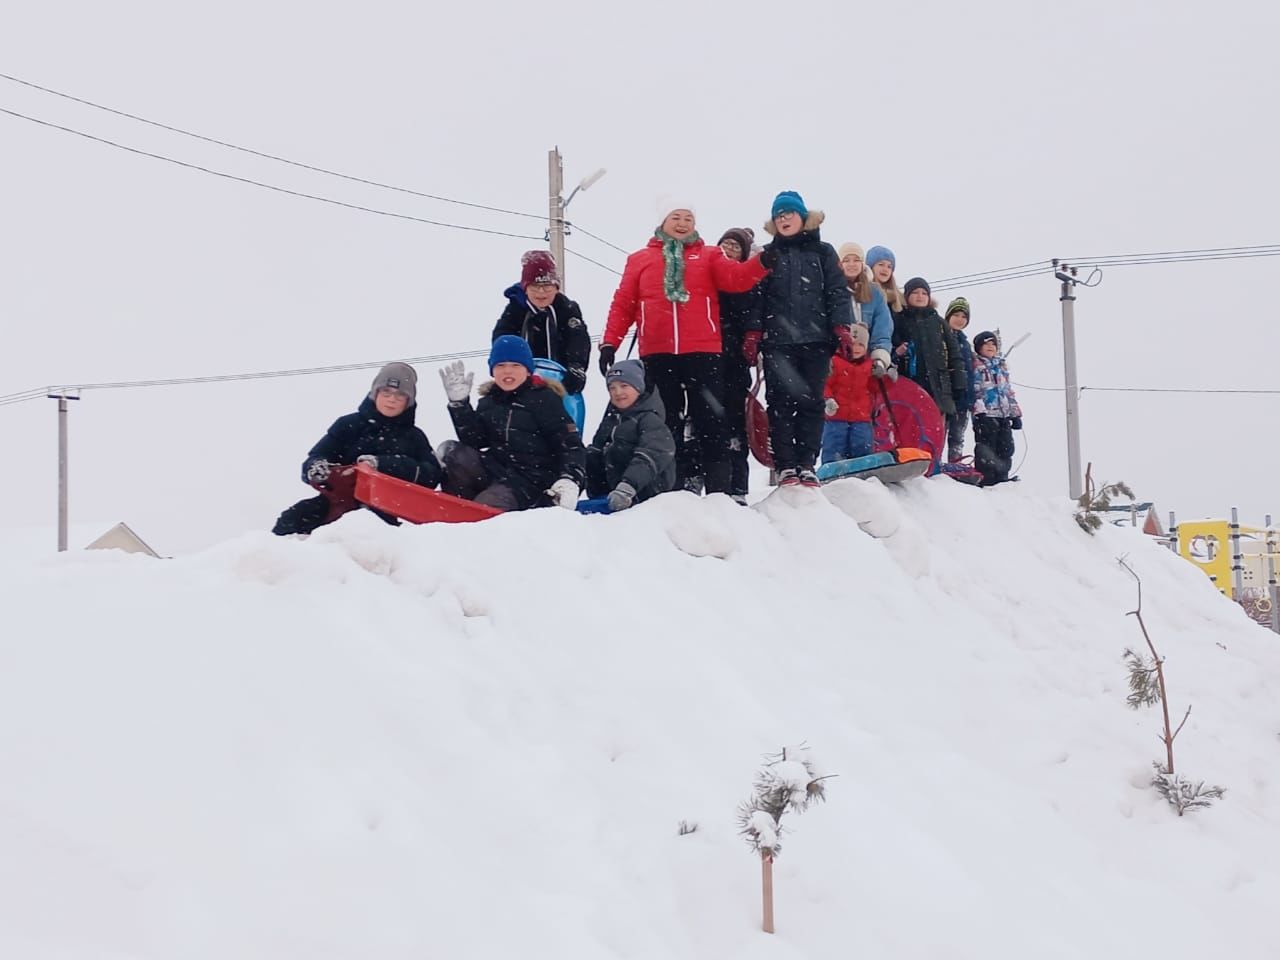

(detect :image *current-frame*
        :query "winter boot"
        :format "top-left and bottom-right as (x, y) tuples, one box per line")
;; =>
(797, 466), (821, 489)
(776, 468), (801, 487)
(703, 460), (732, 496)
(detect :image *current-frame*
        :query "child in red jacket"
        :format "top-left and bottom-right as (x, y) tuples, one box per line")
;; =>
(820, 324), (876, 464)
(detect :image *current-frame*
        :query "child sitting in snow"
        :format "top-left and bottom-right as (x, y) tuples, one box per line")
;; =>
(970, 331), (1023, 486)
(821, 324), (877, 464)
(272, 362), (441, 536)
(585, 360), (677, 511)
(437, 335), (586, 512)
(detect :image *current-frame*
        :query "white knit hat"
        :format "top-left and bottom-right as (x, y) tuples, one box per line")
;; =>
(655, 194), (697, 222)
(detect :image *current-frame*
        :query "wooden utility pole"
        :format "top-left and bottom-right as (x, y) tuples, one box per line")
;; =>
(1054, 260), (1084, 501)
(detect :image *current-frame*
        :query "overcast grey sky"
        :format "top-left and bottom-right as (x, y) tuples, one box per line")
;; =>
(4, 0), (1277, 552)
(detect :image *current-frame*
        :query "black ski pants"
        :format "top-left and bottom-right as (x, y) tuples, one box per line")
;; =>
(643, 352), (731, 494)
(762, 343), (832, 472)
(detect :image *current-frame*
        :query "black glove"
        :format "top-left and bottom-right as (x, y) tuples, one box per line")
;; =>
(597, 344), (616, 378)
(759, 246), (777, 270)
(1011, 417), (1023, 431)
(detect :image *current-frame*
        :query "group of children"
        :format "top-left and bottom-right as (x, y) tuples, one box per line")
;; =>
(272, 191), (1023, 535)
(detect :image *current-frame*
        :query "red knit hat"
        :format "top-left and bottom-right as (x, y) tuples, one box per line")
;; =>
(521, 250), (560, 288)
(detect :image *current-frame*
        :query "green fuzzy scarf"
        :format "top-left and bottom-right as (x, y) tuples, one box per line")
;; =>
(654, 228), (701, 303)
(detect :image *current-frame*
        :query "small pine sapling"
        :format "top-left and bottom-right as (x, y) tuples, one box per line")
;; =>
(1075, 463), (1134, 534)
(1118, 557), (1225, 815)
(736, 745), (832, 934)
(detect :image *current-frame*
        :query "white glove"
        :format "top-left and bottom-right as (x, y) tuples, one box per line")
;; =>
(356, 454), (379, 469)
(824, 398), (838, 417)
(870, 348), (893, 379)
(607, 481), (637, 512)
(548, 478), (580, 510)
(306, 460), (333, 483)
(439, 361), (474, 403)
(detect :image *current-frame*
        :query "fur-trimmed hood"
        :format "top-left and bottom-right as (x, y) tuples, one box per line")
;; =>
(477, 375), (567, 399)
(763, 210), (825, 236)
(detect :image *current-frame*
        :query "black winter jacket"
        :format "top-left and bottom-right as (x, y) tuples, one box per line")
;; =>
(749, 213), (853, 348)
(718, 285), (761, 358)
(448, 378), (586, 501)
(492, 286), (592, 394)
(302, 396), (441, 487)
(892, 306), (968, 416)
(585, 388), (676, 500)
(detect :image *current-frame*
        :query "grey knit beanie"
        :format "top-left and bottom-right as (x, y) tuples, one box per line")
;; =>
(369, 361), (418, 404)
(605, 359), (646, 394)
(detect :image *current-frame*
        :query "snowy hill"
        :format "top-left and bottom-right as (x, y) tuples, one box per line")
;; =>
(2, 480), (1278, 959)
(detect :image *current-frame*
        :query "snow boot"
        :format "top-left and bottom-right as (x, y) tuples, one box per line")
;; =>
(797, 466), (821, 489)
(777, 468), (801, 487)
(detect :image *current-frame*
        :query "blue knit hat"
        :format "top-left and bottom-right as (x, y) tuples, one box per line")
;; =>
(489, 335), (535, 373)
(771, 190), (808, 221)
(866, 245), (896, 271)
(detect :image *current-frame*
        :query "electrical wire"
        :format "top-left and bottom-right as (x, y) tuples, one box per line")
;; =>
(1, 105), (551, 242)
(0, 71), (546, 221)
(565, 247), (621, 275)
(1012, 382), (1280, 396)
(931, 260), (1054, 285)
(567, 222), (630, 255)
(1064, 244), (1280, 266)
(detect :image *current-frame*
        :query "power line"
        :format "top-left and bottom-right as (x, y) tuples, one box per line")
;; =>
(0, 71), (546, 221)
(565, 246), (621, 275)
(1, 105), (551, 242)
(567, 222), (630, 255)
(1066, 243), (1280, 266)
(1013, 381), (1280, 396)
(931, 260), (1053, 285)
(0, 71), (633, 258)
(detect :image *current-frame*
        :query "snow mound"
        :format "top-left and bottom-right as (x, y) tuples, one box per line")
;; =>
(3, 478), (1279, 959)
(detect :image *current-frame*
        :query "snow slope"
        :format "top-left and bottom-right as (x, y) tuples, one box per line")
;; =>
(2, 479), (1278, 959)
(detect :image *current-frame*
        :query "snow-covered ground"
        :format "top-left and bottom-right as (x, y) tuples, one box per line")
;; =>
(2, 479), (1278, 959)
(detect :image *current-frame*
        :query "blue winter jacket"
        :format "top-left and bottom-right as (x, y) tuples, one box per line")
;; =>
(850, 285), (892, 355)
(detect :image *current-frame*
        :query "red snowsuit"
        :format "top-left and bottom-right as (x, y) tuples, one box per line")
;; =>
(603, 237), (767, 356)
(824, 355), (876, 423)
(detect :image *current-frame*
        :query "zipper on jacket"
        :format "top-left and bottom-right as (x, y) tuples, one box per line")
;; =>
(673, 303), (680, 354)
(505, 408), (513, 444)
(639, 302), (646, 341)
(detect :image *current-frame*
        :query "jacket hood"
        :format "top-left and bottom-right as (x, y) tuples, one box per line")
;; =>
(358, 394), (417, 425)
(503, 282), (528, 307)
(616, 386), (666, 420)
(762, 209), (826, 237)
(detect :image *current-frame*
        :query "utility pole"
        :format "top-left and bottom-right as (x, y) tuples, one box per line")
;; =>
(1054, 259), (1084, 501)
(547, 147), (566, 290)
(47, 390), (80, 551)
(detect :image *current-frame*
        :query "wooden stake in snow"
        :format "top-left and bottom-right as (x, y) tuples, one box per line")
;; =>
(737, 745), (831, 935)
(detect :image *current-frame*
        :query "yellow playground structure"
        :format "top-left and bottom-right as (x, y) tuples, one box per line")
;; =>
(1168, 510), (1280, 631)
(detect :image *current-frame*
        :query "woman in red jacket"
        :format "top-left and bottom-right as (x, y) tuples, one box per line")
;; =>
(600, 202), (767, 495)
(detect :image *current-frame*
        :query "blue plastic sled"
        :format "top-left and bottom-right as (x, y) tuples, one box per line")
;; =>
(532, 359), (586, 432)
(816, 447), (933, 486)
(575, 497), (612, 515)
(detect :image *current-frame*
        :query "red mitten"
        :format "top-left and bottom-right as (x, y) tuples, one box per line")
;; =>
(835, 326), (857, 362)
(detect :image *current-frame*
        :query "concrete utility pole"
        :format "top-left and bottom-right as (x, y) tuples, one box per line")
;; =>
(1054, 260), (1084, 501)
(547, 147), (566, 289)
(47, 391), (80, 551)
(546, 149), (607, 294)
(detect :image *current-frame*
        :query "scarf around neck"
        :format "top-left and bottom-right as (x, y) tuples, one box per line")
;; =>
(654, 228), (700, 303)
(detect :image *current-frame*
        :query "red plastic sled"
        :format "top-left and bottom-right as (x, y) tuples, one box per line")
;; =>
(746, 360), (773, 468)
(872, 377), (946, 473)
(354, 463), (501, 524)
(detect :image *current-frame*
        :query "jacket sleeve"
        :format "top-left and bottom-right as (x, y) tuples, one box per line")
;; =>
(970, 360), (987, 416)
(709, 248), (769, 293)
(375, 428), (442, 489)
(822, 246), (854, 330)
(603, 251), (644, 349)
(491, 302), (522, 342)
(530, 391), (587, 487)
(448, 399), (489, 450)
(301, 416), (353, 482)
(1004, 361), (1023, 418)
(621, 409), (676, 493)
(561, 299), (592, 394)
(945, 327), (968, 395)
(585, 407), (616, 498)
(865, 288), (893, 353)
